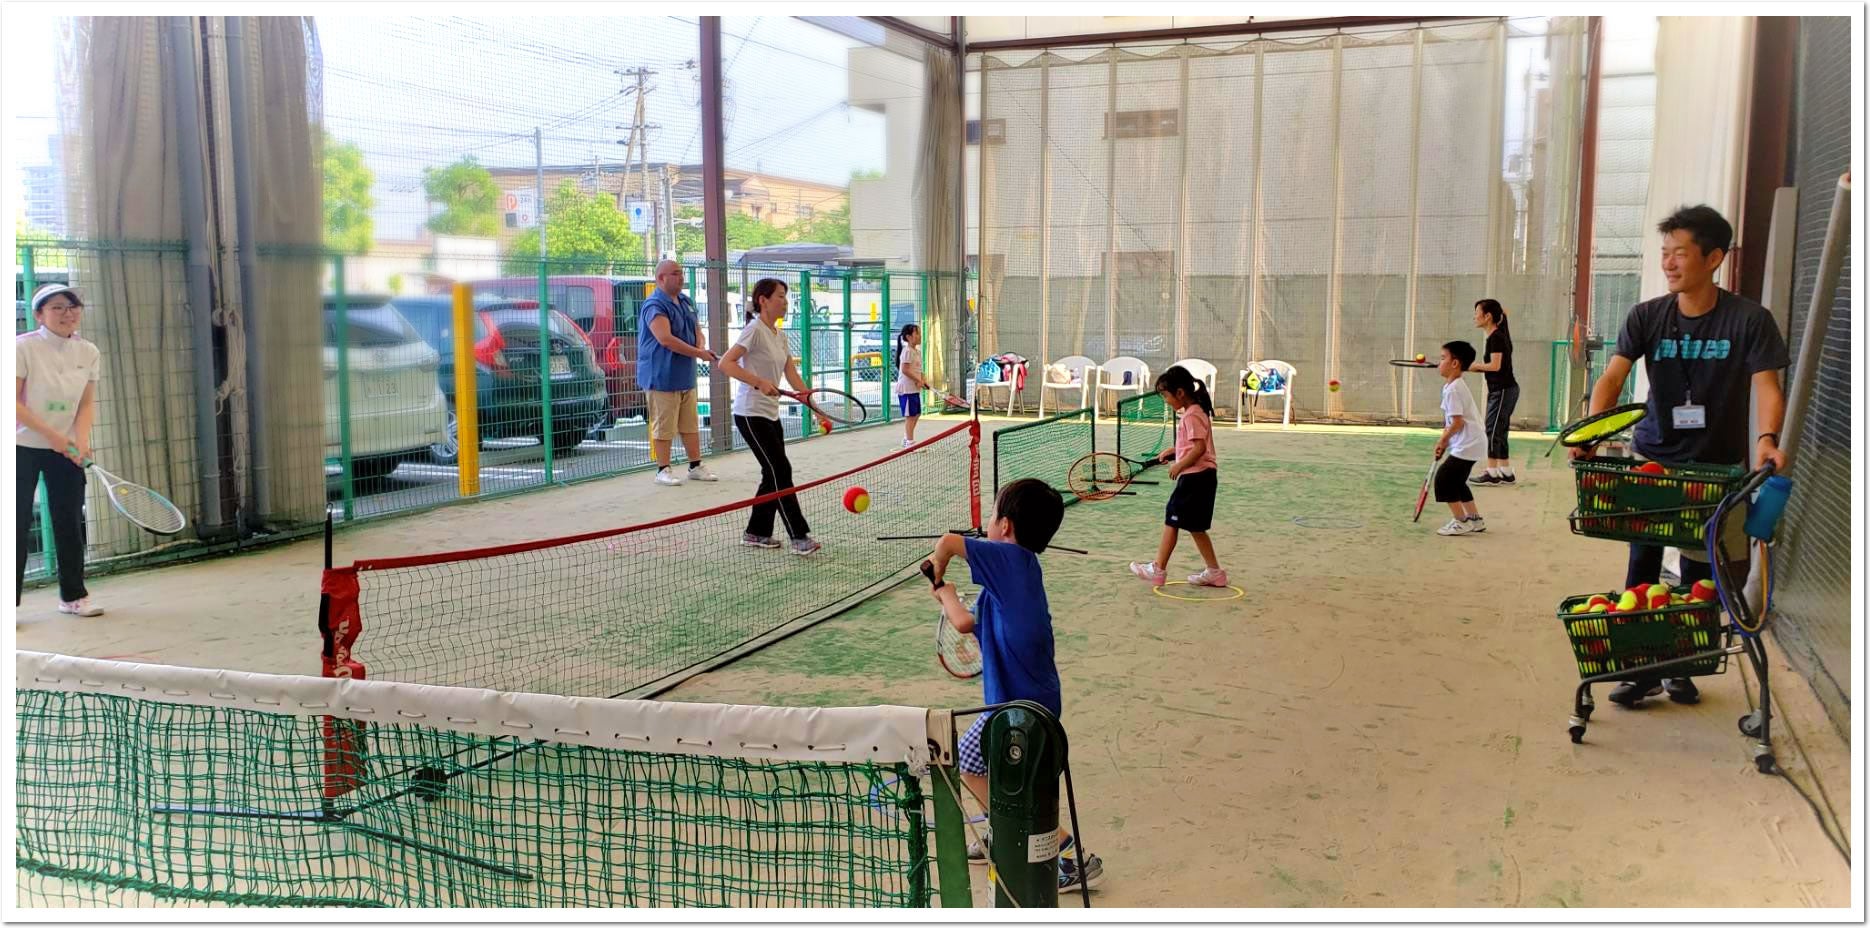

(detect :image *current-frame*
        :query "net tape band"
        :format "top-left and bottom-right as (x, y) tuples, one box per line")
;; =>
(16, 650), (932, 769)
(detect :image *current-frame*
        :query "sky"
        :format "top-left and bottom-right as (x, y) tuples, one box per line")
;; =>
(8, 14), (903, 240)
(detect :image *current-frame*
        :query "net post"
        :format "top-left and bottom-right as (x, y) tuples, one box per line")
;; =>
(986, 702), (1063, 908)
(453, 283), (481, 496)
(969, 419), (982, 531)
(926, 710), (973, 908)
(841, 275), (853, 422)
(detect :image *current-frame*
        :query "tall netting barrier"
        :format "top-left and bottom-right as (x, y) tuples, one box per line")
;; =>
(322, 421), (980, 699)
(15, 651), (942, 908)
(977, 19), (1588, 428)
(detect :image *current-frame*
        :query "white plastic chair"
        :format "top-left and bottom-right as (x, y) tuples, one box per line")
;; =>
(1237, 360), (1297, 429)
(1093, 356), (1150, 420)
(1170, 358), (1219, 396)
(970, 359), (1024, 416)
(1037, 355), (1096, 417)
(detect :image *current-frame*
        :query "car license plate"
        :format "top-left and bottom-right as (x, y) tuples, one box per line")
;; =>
(366, 378), (398, 398)
(550, 354), (571, 375)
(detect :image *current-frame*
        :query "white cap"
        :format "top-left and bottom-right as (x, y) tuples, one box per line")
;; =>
(30, 283), (82, 313)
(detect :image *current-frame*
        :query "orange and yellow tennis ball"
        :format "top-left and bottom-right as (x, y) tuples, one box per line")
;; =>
(1415, 353), (1427, 362)
(1328, 379), (1341, 393)
(842, 486), (870, 514)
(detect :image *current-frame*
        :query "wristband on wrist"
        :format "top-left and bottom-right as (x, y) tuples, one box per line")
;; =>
(1758, 432), (1780, 445)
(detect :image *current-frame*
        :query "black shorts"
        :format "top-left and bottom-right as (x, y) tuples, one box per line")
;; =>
(1165, 469), (1218, 533)
(1434, 456), (1477, 503)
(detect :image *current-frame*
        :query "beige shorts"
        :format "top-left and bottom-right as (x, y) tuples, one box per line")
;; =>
(648, 389), (699, 441)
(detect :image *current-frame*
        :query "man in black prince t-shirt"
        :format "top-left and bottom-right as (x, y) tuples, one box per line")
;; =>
(1571, 205), (1791, 708)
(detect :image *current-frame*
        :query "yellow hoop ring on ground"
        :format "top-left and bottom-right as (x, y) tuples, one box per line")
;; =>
(1152, 581), (1246, 602)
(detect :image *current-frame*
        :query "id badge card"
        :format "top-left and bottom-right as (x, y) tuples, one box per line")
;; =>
(1672, 403), (1707, 430)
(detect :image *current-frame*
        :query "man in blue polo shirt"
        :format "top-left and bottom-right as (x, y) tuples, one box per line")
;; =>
(638, 259), (718, 486)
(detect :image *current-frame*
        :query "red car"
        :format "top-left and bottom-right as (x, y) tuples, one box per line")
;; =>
(469, 275), (656, 421)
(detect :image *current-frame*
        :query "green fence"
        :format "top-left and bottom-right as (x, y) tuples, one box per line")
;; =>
(16, 241), (973, 583)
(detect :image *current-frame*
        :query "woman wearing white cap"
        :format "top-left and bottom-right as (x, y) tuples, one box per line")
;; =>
(16, 283), (103, 615)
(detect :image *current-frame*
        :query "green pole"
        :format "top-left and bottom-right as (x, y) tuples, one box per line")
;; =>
(1548, 340), (1567, 432)
(538, 260), (554, 482)
(334, 256), (354, 521)
(880, 276), (894, 424)
(841, 274), (853, 425)
(20, 244), (36, 333)
(798, 270), (814, 438)
(986, 702), (1064, 908)
(930, 762), (974, 907)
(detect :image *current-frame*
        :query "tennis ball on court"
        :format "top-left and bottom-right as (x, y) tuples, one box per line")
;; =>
(1328, 379), (1341, 393)
(842, 486), (870, 514)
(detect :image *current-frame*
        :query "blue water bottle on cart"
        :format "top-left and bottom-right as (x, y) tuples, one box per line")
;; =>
(1744, 475), (1793, 541)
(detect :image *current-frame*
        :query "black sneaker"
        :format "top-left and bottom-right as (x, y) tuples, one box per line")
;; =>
(1469, 472), (1500, 486)
(1664, 678), (1700, 705)
(1608, 679), (1662, 707)
(1498, 473), (1517, 486)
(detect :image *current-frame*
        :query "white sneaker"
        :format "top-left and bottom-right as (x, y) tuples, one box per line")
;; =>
(1437, 519), (1473, 536)
(1466, 517), (1487, 533)
(655, 468), (685, 486)
(1188, 567), (1230, 588)
(903, 438), (915, 449)
(687, 463), (719, 482)
(1128, 562), (1166, 587)
(58, 598), (103, 617)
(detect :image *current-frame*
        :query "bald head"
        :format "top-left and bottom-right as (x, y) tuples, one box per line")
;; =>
(655, 260), (685, 297)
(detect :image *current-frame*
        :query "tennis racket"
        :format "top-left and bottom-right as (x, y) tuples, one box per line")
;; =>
(1545, 402), (1646, 458)
(1389, 359), (1437, 369)
(779, 387), (869, 426)
(1066, 452), (1141, 501)
(1412, 452), (1439, 523)
(66, 447), (187, 535)
(920, 560), (984, 679)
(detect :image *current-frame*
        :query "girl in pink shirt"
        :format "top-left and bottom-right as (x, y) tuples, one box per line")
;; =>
(1129, 365), (1227, 588)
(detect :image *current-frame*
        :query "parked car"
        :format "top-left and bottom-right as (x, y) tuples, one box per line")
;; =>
(468, 275), (657, 423)
(391, 296), (608, 465)
(323, 296), (449, 480)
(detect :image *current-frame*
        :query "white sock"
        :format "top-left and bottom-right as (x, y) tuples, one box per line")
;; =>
(1486, 467), (1502, 478)
(1501, 466), (1515, 478)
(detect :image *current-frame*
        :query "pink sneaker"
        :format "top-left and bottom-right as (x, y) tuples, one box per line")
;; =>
(1188, 567), (1230, 588)
(1128, 562), (1166, 587)
(58, 598), (104, 617)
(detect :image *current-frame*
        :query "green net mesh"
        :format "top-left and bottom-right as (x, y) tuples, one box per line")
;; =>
(990, 406), (1095, 505)
(16, 677), (934, 908)
(1115, 393), (1173, 468)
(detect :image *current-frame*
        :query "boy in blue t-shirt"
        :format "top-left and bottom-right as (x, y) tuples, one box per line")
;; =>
(927, 478), (1104, 893)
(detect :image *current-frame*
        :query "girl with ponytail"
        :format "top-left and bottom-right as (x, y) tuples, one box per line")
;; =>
(1468, 298), (1518, 485)
(893, 323), (933, 447)
(1128, 365), (1227, 589)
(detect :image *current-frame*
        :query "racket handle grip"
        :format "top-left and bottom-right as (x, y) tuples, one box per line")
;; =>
(920, 559), (944, 589)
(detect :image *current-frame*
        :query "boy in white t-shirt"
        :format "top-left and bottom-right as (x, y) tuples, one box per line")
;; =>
(1431, 341), (1489, 537)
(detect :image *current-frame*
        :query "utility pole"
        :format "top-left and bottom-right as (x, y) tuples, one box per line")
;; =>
(661, 164), (676, 260)
(616, 66), (659, 265)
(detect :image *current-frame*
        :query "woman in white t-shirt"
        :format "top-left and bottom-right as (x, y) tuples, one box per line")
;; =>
(716, 278), (828, 556)
(16, 284), (103, 615)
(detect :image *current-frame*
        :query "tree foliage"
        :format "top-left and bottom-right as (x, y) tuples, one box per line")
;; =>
(423, 156), (501, 237)
(502, 181), (644, 275)
(322, 136), (375, 254)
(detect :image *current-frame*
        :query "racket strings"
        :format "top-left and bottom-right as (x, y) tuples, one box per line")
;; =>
(110, 483), (187, 534)
(1558, 404), (1647, 446)
(801, 389), (869, 425)
(1068, 453), (1132, 501)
